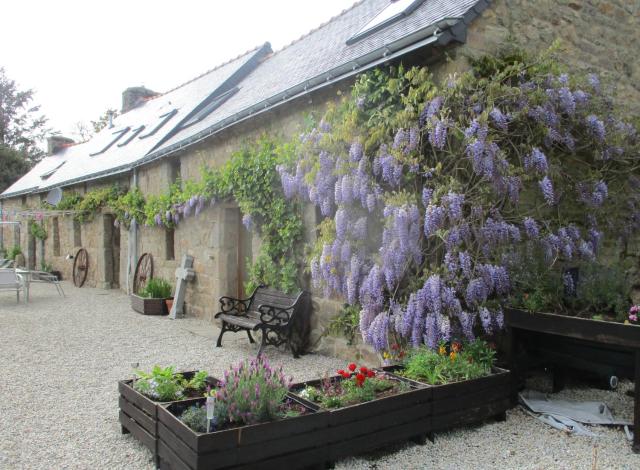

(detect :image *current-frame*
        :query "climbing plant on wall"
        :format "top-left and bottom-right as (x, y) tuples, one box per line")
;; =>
(44, 136), (304, 293)
(276, 45), (640, 353)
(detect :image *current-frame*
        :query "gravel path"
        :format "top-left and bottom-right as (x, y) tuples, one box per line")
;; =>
(1, 283), (639, 469)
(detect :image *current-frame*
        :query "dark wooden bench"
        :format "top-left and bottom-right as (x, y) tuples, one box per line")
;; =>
(214, 286), (310, 358)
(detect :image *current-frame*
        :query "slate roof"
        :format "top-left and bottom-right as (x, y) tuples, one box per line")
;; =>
(1, 0), (489, 199)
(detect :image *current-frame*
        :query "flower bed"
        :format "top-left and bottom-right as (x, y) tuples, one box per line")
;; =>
(157, 395), (326, 470)
(119, 368), (215, 466)
(156, 356), (328, 469)
(290, 363), (430, 462)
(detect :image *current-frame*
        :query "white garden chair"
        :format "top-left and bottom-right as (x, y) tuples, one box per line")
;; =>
(29, 270), (65, 297)
(0, 269), (26, 303)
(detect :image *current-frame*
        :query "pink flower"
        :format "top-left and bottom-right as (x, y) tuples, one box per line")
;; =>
(629, 313), (638, 322)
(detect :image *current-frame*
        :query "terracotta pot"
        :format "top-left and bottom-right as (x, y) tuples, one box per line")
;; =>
(165, 298), (174, 314)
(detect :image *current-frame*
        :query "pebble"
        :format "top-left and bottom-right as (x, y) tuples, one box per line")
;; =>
(1, 283), (639, 469)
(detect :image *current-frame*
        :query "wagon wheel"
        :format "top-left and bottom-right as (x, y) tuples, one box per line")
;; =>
(134, 253), (154, 294)
(72, 248), (89, 288)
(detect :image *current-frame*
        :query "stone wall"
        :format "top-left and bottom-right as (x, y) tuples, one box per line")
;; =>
(2, 0), (638, 363)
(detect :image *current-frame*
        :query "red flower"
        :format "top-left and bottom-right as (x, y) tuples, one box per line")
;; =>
(367, 370), (375, 378)
(337, 369), (346, 376)
(348, 363), (357, 372)
(391, 343), (399, 350)
(359, 366), (368, 374)
(355, 373), (365, 387)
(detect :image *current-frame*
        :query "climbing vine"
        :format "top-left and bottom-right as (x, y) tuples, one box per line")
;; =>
(41, 135), (304, 293)
(276, 45), (640, 353)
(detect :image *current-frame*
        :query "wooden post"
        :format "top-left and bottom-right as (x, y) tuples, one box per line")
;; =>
(634, 350), (640, 453)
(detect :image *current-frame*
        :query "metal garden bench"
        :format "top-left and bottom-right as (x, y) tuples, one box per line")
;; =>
(214, 286), (310, 358)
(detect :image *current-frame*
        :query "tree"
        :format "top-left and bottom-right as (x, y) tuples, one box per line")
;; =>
(91, 108), (119, 134)
(0, 144), (30, 193)
(0, 67), (49, 165)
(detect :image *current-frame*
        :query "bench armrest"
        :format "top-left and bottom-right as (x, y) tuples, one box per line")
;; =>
(257, 304), (294, 326)
(215, 295), (252, 317)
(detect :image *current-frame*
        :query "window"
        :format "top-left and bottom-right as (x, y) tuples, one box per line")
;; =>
(90, 127), (131, 156)
(117, 125), (146, 147)
(139, 109), (177, 139)
(21, 195), (27, 207)
(52, 217), (60, 256)
(346, 0), (424, 45)
(169, 158), (181, 186)
(40, 161), (66, 180)
(180, 87), (239, 128)
(165, 228), (175, 261)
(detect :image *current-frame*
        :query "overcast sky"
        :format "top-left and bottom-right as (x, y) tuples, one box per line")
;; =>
(2, 0), (351, 139)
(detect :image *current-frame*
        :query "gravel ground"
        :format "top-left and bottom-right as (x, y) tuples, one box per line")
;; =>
(1, 283), (639, 469)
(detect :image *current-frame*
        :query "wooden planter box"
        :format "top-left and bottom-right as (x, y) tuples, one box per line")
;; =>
(290, 372), (432, 462)
(379, 365), (510, 431)
(118, 371), (216, 466)
(131, 294), (172, 315)
(505, 307), (640, 452)
(156, 395), (328, 470)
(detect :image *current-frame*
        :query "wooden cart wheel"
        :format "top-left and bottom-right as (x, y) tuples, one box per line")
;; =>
(72, 248), (89, 288)
(133, 253), (154, 294)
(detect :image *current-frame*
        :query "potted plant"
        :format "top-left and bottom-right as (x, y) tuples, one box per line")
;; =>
(156, 356), (327, 470)
(130, 277), (173, 315)
(119, 366), (215, 466)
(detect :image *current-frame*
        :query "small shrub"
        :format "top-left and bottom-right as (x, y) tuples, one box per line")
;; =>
(133, 366), (208, 401)
(181, 405), (208, 433)
(7, 245), (22, 260)
(140, 277), (173, 298)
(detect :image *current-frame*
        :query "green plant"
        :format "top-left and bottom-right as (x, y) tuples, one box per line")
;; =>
(567, 263), (631, 321)
(28, 219), (47, 240)
(140, 277), (173, 299)
(133, 366), (209, 401)
(326, 304), (361, 345)
(181, 405), (208, 433)
(401, 340), (495, 385)
(7, 245), (21, 260)
(40, 261), (53, 273)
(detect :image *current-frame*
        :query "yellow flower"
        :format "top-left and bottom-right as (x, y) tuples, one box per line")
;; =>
(438, 345), (446, 356)
(383, 351), (390, 359)
(449, 351), (457, 361)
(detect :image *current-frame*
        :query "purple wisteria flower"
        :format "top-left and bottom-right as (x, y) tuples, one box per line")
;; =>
(523, 217), (540, 239)
(525, 148), (549, 174)
(539, 176), (555, 206)
(419, 96), (443, 127)
(490, 107), (509, 131)
(586, 115), (606, 143)
(428, 119), (448, 149)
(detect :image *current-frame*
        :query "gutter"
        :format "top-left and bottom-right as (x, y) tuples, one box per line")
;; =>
(138, 17), (465, 167)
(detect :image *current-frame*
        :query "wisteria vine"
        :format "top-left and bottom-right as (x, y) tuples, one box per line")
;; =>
(277, 49), (640, 353)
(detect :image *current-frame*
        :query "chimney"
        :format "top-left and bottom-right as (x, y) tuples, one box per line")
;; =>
(122, 86), (157, 113)
(47, 136), (75, 155)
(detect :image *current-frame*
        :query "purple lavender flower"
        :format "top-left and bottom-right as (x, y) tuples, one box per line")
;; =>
(539, 176), (555, 206)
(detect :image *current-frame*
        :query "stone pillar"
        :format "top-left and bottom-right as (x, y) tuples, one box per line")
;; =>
(98, 214), (115, 289)
(213, 207), (240, 303)
(26, 232), (36, 270)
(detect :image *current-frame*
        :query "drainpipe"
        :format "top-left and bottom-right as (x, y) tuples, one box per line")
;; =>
(126, 169), (139, 294)
(0, 201), (4, 253)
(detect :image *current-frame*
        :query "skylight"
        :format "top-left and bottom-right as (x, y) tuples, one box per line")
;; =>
(181, 87), (239, 128)
(139, 109), (178, 139)
(346, 0), (424, 45)
(90, 127), (131, 156)
(40, 161), (66, 180)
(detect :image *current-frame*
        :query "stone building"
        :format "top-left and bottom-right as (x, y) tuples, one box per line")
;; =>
(1, 0), (638, 360)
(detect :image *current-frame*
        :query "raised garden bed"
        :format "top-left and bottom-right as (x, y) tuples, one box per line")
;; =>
(156, 395), (327, 470)
(290, 370), (430, 462)
(119, 371), (216, 466)
(131, 294), (172, 315)
(381, 365), (510, 431)
(505, 307), (640, 452)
